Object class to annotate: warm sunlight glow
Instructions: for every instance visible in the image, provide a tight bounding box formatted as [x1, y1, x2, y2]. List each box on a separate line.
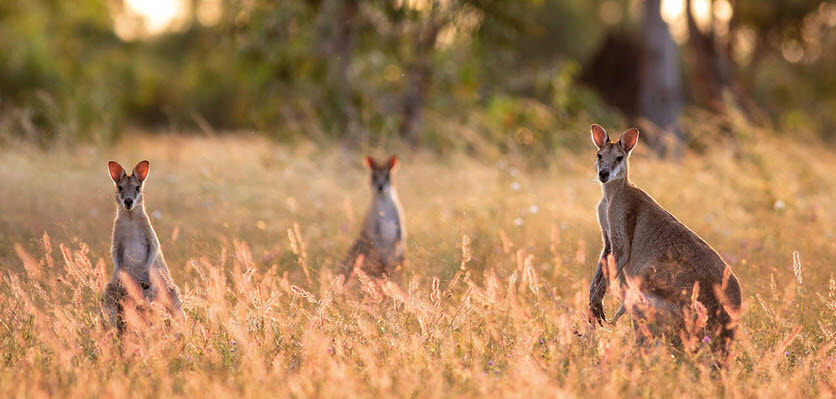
[126, 0, 182, 33]
[661, 0, 688, 44]
[114, 0, 188, 40]
[731, 27, 756, 65]
[197, 0, 223, 27]
[781, 39, 804, 63]
[713, 0, 733, 22]
[712, 0, 733, 36]
[661, 0, 685, 23]
[690, 0, 712, 33]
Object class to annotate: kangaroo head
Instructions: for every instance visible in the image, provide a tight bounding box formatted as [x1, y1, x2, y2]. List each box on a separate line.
[108, 160, 150, 211]
[591, 124, 639, 184]
[364, 155, 399, 194]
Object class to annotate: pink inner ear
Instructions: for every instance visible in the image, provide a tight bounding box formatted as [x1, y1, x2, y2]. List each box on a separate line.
[621, 129, 639, 151]
[387, 156, 398, 170]
[591, 125, 608, 148]
[108, 162, 124, 182]
[133, 161, 150, 182]
[364, 156, 377, 169]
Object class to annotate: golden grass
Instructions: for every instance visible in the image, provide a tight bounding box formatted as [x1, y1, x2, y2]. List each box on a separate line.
[0, 130, 834, 397]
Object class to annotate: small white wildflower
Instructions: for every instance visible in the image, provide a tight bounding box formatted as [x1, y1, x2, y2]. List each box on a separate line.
[511, 182, 521, 192]
[513, 217, 524, 227]
[774, 200, 785, 211]
[153, 210, 162, 219]
[529, 205, 539, 214]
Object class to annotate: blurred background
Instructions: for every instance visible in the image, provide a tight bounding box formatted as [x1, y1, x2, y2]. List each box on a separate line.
[1, 0, 833, 153]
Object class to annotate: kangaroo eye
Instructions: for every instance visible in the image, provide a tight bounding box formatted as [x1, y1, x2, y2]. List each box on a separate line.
[616, 156, 623, 162]
[118, 186, 123, 192]
[597, 154, 602, 160]
[135, 186, 140, 192]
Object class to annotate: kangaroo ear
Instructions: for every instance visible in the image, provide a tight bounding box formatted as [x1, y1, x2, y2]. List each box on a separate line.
[133, 160, 150, 182]
[108, 161, 124, 183]
[591, 124, 609, 149]
[364, 156, 377, 170]
[619, 128, 639, 153]
[386, 155, 399, 172]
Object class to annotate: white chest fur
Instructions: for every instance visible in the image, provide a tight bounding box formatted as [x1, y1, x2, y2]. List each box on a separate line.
[365, 193, 404, 249]
[114, 215, 154, 274]
[121, 230, 148, 267]
[376, 215, 400, 245]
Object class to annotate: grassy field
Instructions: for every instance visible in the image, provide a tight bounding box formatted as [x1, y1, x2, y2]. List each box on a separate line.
[0, 128, 834, 397]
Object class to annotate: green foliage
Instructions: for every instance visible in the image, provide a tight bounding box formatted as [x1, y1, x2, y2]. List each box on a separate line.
[0, 0, 833, 146]
[0, 0, 122, 144]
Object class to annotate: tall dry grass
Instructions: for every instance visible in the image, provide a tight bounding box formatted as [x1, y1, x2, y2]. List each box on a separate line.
[0, 128, 834, 397]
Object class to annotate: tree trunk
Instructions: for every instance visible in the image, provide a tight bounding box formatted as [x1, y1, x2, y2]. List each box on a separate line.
[684, 0, 734, 110]
[638, 0, 684, 157]
[400, 22, 441, 143]
[326, 0, 358, 139]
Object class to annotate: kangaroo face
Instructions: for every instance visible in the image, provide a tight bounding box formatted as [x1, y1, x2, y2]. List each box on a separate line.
[596, 143, 628, 183]
[108, 161, 150, 211]
[364, 155, 399, 195]
[590, 125, 639, 184]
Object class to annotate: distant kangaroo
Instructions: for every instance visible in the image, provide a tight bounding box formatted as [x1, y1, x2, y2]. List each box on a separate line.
[103, 160, 184, 332]
[587, 124, 742, 356]
[340, 156, 406, 281]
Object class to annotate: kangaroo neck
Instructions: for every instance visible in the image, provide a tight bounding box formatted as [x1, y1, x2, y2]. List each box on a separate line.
[602, 175, 629, 202]
[370, 188, 398, 208]
[117, 204, 149, 223]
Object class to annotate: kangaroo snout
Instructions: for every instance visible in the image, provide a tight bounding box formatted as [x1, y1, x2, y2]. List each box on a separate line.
[123, 199, 134, 209]
[377, 184, 385, 192]
[598, 170, 610, 182]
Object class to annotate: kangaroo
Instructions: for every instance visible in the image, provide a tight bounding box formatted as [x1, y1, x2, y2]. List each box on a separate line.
[103, 160, 184, 332]
[586, 124, 742, 357]
[340, 155, 406, 281]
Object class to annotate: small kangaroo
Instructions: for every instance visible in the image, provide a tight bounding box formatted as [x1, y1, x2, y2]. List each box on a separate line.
[340, 155, 406, 281]
[103, 160, 184, 332]
[587, 124, 742, 356]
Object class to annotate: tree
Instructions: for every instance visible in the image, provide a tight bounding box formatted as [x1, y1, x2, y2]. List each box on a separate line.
[683, 0, 735, 110]
[638, 0, 684, 156]
[324, 0, 359, 139]
[399, 15, 443, 142]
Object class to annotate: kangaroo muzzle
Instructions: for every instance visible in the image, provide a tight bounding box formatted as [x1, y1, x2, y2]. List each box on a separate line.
[598, 170, 610, 183]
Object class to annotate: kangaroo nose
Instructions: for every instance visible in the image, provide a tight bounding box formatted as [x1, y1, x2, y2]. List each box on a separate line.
[377, 184, 385, 192]
[124, 199, 133, 208]
[598, 170, 610, 182]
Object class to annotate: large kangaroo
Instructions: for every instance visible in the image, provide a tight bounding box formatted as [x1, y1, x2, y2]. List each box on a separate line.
[104, 160, 185, 332]
[587, 124, 742, 356]
[340, 155, 406, 281]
